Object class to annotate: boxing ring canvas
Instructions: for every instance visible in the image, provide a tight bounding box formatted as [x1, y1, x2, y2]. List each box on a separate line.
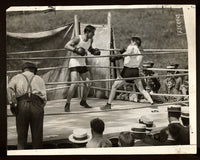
[6, 5, 196, 155]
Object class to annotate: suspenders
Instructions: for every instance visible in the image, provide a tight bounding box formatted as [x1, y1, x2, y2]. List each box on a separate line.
[21, 74, 35, 97]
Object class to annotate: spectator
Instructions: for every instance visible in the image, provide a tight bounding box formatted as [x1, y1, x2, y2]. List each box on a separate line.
[163, 64, 183, 93]
[116, 84, 138, 102]
[166, 106, 190, 145]
[158, 105, 190, 145]
[181, 107, 189, 127]
[149, 106, 185, 146]
[141, 62, 161, 93]
[151, 127, 170, 144]
[164, 77, 182, 103]
[69, 128, 91, 148]
[180, 74, 189, 101]
[118, 131, 135, 147]
[86, 118, 112, 148]
[138, 62, 163, 103]
[168, 123, 190, 145]
[131, 124, 149, 146]
[139, 115, 156, 132]
[167, 105, 181, 123]
[7, 62, 47, 149]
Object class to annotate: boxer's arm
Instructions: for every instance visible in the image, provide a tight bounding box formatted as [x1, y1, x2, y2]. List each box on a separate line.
[65, 36, 80, 52]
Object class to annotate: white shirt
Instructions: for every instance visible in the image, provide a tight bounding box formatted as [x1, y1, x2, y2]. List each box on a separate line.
[69, 35, 91, 68]
[7, 71, 47, 104]
[123, 44, 143, 68]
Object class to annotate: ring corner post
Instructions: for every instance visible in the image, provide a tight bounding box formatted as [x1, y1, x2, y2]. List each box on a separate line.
[74, 15, 82, 98]
[106, 12, 112, 97]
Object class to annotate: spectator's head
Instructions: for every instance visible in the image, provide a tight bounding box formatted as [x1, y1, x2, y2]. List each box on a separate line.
[142, 62, 154, 75]
[166, 64, 176, 75]
[167, 77, 176, 89]
[168, 123, 189, 145]
[126, 84, 133, 91]
[90, 118, 105, 135]
[84, 25, 96, 38]
[158, 128, 169, 143]
[139, 115, 155, 132]
[167, 106, 181, 123]
[153, 127, 168, 143]
[118, 131, 135, 147]
[181, 107, 189, 126]
[22, 62, 37, 75]
[68, 128, 91, 148]
[131, 124, 147, 139]
[183, 76, 189, 85]
[131, 37, 141, 47]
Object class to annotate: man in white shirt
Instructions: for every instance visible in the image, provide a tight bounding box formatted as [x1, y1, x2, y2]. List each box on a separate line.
[7, 62, 47, 149]
[64, 25, 101, 112]
[101, 37, 153, 110]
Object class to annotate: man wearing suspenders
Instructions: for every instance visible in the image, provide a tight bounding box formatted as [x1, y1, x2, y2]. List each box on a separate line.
[64, 25, 101, 112]
[7, 62, 47, 149]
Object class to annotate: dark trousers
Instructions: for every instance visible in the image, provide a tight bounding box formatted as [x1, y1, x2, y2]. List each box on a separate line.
[16, 95, 44, 149]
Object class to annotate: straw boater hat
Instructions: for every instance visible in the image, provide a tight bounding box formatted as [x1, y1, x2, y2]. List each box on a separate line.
[143, 62, 154, 68]
[131, 124, 148, 139]
[139, 115, 156, 131]
[167, 105, 181, 119]
[166, 64, 179, 69]
[131, 123, 149, 134]
[68, 129, 91, 144]
[181, 107, 189, 119]
[167, 105, 181, 113]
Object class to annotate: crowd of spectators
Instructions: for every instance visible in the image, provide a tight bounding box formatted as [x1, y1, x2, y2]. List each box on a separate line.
[68, 105, 189, 148]
[115, 62, 189, 104]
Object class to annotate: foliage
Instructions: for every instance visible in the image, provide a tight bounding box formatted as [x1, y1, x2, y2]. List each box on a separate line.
[6, 8, 188, 69]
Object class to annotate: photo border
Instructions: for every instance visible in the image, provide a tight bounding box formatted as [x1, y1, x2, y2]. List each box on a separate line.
[1, 0, 200, 159]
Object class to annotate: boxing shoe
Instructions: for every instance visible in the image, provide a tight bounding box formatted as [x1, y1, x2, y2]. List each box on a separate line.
[80, 100, 92, 108]
[100, 103, 111, 110]
[64, 103, 70, 112]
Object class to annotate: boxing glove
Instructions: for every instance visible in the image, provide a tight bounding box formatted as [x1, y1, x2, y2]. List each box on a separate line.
[119, 48, 126, 54]
[73, 47, 87, 56]
[88, 47, 101, 55]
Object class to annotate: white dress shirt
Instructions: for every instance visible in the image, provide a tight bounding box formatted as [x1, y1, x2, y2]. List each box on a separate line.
[7, 71, 47, 104]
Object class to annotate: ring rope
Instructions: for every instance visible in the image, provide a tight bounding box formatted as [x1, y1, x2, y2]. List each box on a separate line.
[7, 100, 189, 117]
[7, 52, 187, 61]
[46, 85, 189, 97]
[144, 68, 188, 72]
[99, 48, 188, 52]
[7, 66, 188, 74]
[142, 49, 188, 52]
[45, 73, 188, 85]
[89, 86, 189, 97]
[7, 48, 66, 55]
[7, 48, 188, 55]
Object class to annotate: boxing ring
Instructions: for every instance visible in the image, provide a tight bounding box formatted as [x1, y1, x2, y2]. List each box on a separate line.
[6, 47, 189, 149]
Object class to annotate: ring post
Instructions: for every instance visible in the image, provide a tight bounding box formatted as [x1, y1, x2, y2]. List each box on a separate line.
[107, 12, 112, 97]
[74, 15, 82, 98]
